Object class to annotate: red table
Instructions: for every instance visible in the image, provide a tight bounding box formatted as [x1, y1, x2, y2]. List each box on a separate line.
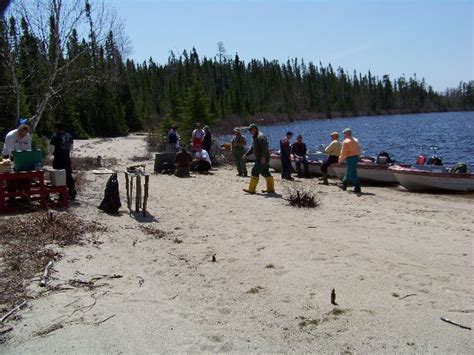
[0, 170, 47, 213]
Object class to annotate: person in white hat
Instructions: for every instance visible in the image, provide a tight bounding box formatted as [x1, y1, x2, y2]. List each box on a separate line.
[320, 131, 342, 185]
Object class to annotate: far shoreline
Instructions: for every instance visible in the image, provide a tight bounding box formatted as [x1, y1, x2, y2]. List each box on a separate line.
[213, 109, 473, 134]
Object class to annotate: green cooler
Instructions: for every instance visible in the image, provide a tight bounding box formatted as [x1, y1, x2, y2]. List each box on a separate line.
[12, 149, 43, 171]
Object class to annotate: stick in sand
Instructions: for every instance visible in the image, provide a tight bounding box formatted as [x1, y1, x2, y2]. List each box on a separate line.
[1, 300, 27, 323]
[40, 260, 54, 287]
[440, 317, 471, 330]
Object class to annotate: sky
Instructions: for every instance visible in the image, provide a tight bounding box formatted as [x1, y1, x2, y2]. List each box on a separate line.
[112, 0, 473, 91]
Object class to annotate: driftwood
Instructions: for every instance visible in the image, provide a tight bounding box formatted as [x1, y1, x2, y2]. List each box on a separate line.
[40, 260, 54, 287]
[440, 317, 471, 330]
[0, 300, 27, 323]
[399, 293, 417, 300]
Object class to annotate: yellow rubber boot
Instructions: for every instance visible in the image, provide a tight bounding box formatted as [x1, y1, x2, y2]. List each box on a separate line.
[262, 176, 275, 193]
[243, 176, 259, 194]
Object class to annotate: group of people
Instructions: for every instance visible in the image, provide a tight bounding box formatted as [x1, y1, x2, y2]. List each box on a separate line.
[170, 123, 213, 177]
[2, 121, 77, 200]
[231, 124, 362, 194]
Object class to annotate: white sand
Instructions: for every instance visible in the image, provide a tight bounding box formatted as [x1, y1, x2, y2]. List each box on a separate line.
[2, 135, 473, 353]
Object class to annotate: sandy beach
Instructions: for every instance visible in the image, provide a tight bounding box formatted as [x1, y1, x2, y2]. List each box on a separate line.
[1, 135, 473, 354]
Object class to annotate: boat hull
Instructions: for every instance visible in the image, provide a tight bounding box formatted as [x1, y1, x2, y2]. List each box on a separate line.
[389, 166, 474, 192]
[332, 163, 398, 184]
[290, 160, 336, 177]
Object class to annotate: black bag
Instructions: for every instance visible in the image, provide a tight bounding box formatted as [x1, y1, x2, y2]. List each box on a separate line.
[99, 173, 121, 213]
[426, 156, 443, 166]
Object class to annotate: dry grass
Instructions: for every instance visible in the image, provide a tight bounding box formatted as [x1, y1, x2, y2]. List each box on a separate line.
[285, 186, 320, 209]
[0, 212, 105, 309]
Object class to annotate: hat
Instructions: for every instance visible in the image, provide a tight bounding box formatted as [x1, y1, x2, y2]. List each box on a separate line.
[233, 127, 241, 133]
[247, 123, 258, 130]
[286, 131, 293, 136]
[204, 125, 210, 131]
[330, 131, 339, 137]
[343, 128, 352, 134]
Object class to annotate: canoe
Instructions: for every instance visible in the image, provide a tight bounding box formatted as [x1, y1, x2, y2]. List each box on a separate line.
[389, 165, 474, 192]
[332, 162, 399, 184]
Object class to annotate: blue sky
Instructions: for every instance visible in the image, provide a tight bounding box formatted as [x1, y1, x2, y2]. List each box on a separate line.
[113, 0, 473, 91]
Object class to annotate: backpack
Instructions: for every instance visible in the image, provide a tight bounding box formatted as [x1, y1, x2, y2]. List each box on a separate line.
[168, 130, 178, 144]
[449, 163, 468, 174]
[99, 173, 121, 214]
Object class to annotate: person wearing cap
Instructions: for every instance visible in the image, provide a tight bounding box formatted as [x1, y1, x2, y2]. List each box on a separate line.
[280, 131, 293, 180]
[231, 127, 247, 177]
[202, 125, 212, 154]
[243, 123, 274, 194]
[192, 123, 204, 152]
[320, 131, 342, 185]
[2, 124, 31, 158]
[339, 128, 362, 193]
[291, 134, 309, 178]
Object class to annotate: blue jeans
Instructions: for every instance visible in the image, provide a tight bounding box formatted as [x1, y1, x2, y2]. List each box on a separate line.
[343, 156, 360, 186]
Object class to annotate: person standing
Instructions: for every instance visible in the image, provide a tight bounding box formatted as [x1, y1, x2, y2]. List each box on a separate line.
[167, 125, 179, 153]
[320, 132, 342, 185]
[280, 131, 293, 180]
[231, 127, 247, 177]
[243, 123, 274, 194]
[338, 128, 361, 193]
[2, 124, 31, 158]
[50, 123, 76, 200]
[202, 125, 212, 154]
[192, 123, 204, 152]
[291, 134, 309, 178]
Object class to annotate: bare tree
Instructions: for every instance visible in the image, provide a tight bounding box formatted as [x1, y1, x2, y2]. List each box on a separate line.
[10, 0, 122, 131]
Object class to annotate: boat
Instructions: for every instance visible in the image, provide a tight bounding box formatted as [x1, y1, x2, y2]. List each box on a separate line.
[269, 153, 283, 172]
[332, 160, 399, 184]
[389, 165, 474, 192]
[270, 152, 336, 177]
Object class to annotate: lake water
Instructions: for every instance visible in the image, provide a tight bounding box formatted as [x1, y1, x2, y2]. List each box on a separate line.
[221, 111, 474, 166]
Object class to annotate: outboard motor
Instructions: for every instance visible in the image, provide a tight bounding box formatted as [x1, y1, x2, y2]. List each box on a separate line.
[376, 151, 394, 165]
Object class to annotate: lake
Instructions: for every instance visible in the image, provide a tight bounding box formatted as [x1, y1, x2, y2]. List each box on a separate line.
[221, 111, 474, 166]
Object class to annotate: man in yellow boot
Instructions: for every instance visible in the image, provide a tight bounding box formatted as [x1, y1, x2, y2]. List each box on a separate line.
[243, 123, 275, 194]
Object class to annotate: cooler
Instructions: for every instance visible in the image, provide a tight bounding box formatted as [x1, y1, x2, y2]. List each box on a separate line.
[12, 149, 43, 171]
